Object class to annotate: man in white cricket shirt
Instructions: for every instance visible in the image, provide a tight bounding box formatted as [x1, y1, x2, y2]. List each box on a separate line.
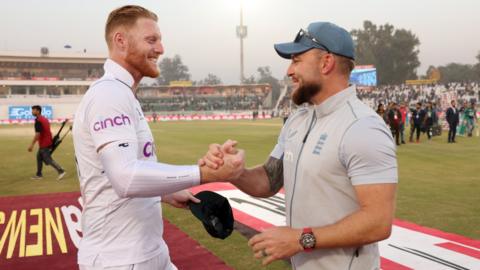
[202, 22, 398, 270]
[73, 5, 244, 270]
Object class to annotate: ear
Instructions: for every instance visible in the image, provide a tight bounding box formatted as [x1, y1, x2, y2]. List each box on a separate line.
[112, 31, 128, 51]
[319, 54, 336, 75]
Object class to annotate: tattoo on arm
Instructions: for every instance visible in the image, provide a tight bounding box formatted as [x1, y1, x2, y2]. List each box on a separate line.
[262, 156, 284, 193]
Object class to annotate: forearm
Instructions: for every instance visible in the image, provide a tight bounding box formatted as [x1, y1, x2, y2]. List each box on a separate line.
[231, 155, 284, 198]
[31, 134, 40, 146]
[231, 166, 274, 197]
[312, 205, 394, 249]
[100, 141, 200, 198]
[311, 184, 397, 249]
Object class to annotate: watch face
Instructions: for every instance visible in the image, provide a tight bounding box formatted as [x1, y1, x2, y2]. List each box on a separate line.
[301, 233, 316, 249]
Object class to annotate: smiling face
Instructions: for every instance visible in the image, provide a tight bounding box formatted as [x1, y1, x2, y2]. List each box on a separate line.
[124, 18, 164, 79]
[287, 49, 327, 105]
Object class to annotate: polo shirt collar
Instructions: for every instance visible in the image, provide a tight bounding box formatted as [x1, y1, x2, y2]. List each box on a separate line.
[313, 85, 356, 118]
[103, 59, 135, 88]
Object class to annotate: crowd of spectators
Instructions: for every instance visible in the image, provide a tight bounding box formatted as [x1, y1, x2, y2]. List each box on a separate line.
[277, 82, 479, 143]
[357, 82, 479, 109]
[140, 86, 270, 112]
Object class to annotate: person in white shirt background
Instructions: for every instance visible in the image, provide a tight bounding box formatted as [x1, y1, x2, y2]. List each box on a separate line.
[73, 5, 244, 270]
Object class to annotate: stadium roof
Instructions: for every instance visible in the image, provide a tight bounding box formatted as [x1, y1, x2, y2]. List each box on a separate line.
[0, 51, 106, 64]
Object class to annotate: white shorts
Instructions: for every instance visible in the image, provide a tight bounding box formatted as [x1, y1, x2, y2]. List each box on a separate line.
[79, 254, 177, 270]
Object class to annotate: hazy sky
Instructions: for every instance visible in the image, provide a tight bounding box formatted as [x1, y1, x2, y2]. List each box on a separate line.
[1, 0, 479, 84]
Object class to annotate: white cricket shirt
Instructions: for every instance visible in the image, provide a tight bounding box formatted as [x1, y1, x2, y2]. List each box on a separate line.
[73, 59, 174, 268]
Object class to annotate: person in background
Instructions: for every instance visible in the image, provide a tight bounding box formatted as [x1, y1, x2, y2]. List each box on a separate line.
[424, 102, 434, 140]
[28, 105, 66, 180]
[464, 102, 477, 137]
[398, 102, 407, 144]
[446, 100, 460, 143]
[409, 102, 425, 143]
[388, 102, 402, 145]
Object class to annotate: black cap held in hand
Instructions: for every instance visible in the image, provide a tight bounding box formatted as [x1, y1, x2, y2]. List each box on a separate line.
[189, 191, 234, 239]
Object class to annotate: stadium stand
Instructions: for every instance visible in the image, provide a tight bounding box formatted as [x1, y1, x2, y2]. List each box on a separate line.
[138, 84, 272, 112]
[1, 51, 478, 124]
[0, 52, 273, 121]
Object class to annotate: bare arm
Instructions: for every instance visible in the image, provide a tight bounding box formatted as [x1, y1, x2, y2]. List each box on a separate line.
[231, 156, 284, 198]
[249, 183, 397, 265]
[28, 132, 40, 151]
[31, 133, 40, 145]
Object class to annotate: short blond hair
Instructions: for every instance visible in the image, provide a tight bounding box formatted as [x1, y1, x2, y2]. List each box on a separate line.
[336, 55, 355, 76]
[105, 5, 158, 49]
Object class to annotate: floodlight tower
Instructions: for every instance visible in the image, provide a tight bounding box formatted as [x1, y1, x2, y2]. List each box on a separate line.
[236, 0, 247, 83]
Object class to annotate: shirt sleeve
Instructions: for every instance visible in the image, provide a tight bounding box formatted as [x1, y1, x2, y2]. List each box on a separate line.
[339, 116, 398, 185]
[85, 83, 137, 149]
[270, 121, 288, 159]
[34, 120, 42, 133]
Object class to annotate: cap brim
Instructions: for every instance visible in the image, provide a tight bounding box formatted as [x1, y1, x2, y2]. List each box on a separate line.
[274, 42, 313, 59]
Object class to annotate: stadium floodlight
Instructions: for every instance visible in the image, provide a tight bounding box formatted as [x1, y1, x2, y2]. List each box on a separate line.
[236, 0, 247, 84]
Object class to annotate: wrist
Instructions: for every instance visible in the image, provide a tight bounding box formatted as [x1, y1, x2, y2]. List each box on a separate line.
[161, 193, 170, 203]
[199, 166, 214, 183]
[299, 227, 316, 252]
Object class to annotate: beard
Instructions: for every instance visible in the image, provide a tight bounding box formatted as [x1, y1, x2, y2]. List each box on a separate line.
[291, 81, 322, 105]
[125, 43, 159, 78]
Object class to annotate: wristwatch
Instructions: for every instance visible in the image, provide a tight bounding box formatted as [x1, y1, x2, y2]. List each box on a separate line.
[299, 227, 316, 252]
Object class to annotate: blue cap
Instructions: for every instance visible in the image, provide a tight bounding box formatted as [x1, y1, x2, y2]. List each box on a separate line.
[274, 22, 355, 60]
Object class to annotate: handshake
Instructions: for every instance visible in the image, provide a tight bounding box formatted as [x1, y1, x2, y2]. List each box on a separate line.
[199, 139, 245, 184]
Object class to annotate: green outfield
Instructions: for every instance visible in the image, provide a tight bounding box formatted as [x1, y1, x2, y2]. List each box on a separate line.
[0, 119, 479, 269]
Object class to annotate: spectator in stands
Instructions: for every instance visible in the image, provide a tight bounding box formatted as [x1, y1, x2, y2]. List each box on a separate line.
[446, 100, 460, 143]
[376, 103, 387, 123]
[409, 102, 425, 143]
[28, 105, 66, 180]
[398, 102, 407, 144]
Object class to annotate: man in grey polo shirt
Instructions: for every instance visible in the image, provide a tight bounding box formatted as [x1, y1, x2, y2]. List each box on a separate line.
[202, 22, 397, 269]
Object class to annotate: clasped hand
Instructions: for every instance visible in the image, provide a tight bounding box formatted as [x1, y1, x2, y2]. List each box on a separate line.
[199, 139, 245, 183]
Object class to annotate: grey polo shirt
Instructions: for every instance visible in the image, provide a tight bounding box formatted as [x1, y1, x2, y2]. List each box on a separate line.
[270, 86, 398, 270]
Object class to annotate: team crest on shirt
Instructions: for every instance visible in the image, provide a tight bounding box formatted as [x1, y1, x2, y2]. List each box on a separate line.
[312, 133, 328, 155]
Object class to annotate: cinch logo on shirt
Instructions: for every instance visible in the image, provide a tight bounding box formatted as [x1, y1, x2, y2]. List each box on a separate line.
[93, 114, 131, 131]
[143, 141, 155, 157]
[312, 133, 328, 155]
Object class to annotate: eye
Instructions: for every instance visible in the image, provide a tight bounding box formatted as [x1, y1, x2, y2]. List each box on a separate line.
[146, 37, 157, 44]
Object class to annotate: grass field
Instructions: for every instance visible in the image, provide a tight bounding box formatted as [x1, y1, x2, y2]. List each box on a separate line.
[0, 119, 479, 269]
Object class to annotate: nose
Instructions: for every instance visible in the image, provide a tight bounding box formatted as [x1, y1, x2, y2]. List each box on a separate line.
[287, 62, 295, 78]
[155, 41, 164, 55]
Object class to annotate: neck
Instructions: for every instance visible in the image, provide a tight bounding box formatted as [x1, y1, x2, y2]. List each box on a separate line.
[109, 54, 141, 92]
[311, 78, 349, 105]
